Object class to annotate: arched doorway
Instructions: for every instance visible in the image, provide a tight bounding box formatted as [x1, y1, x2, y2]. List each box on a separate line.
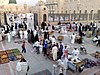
[43, 14, 46, 21]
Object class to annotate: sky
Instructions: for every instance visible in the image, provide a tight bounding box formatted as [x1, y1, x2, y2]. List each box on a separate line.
[16, 0, 46, 6]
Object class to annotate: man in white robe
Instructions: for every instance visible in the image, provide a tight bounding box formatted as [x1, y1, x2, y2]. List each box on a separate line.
[52, 45, 58, 60]
[71, 33, 76, 44]
[11, 30, 16, 37]
[19, 30, 23, 39]
[72, 47, 79, 57]
[49, 36, 56, 45]
[60, 27, 64, 34]
[7, 33, 11, 42]
[34, 30, 37, 37]
[24, 30, 28, 39]
[4, 25, 7, 31]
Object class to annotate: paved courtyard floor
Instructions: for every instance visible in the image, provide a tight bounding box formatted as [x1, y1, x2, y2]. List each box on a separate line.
[0, 29, 100, 75]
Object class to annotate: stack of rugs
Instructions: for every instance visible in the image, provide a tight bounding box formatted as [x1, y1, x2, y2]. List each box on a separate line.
[0, 48, 23, 64]
[84, 58, 97, 68]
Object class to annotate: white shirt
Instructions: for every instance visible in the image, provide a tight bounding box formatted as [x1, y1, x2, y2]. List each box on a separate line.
[16, 62, 28, 73]
[72, 49, 79, 56]
[34, 30, 37, 37]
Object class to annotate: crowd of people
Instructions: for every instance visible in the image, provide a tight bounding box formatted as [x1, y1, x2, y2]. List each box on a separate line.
[0, 20, 100, 75]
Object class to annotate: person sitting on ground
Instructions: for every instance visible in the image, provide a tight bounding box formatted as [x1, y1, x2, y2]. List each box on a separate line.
[95, 51, 99, 58]
[72, 47, 79, 57]
[93, 35, 98, 42]
[80, 44, 87, 54]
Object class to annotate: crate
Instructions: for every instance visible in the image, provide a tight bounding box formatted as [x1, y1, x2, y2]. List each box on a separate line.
[0, 51, 7, 55]
[15, 54, 23, 59]
[1, 58, 9, 64]
[57, 36, 64, 41]
[6, 50, 13, 54]
[49, 31, 54, 35]
[1, 54, 8, 59]
[14, 52, 21, 56]
[12, 49, 20, 53]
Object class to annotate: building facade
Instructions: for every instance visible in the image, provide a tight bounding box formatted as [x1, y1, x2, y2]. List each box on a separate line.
[45, 0, 100, 23]
[0, 0, 48, 26]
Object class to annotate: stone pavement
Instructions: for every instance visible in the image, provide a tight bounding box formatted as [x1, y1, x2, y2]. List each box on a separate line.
[0, 30, 100, 75]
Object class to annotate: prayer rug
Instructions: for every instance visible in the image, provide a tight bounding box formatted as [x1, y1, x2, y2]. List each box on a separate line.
[0, 48, 23, 64]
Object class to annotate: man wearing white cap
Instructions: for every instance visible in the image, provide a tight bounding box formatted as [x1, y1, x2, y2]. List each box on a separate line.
[72, 47, 79, 57]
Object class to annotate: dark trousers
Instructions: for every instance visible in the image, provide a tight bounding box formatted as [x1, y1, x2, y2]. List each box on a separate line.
[22, 47, 26, 53]
[36, 46, 40, 54]
[43, 48, 47, 56]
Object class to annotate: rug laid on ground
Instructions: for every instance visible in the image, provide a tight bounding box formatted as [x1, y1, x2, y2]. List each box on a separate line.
[0, 48, 23, 64]
[31, 69, 52, 75]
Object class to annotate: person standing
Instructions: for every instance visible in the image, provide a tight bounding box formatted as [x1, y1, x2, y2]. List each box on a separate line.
[24, 30, 28, 39]
[31, 29, 34, 43]
[60, 27, 64, 34]
[71, 33, 76, 44]
[16, 58, 29, 75]
[44, 30, 48, 39]
[59, 42, 64, 59]
[19, 30, 23, 39]
[43, 40, 48, 56]
[35, 32, 39, 42]
[10, 24, 14, 32]
[27, 30, 31, 43]
[7, 32, 11, 42]
[61, 50, 68, 75]
[15, 23, 18, 30]
[52, 45, 58, 61]
[34, 30, 37, 40]
[79, 23, 83, 37]
[23, 22, 27, 30]
[50, 36, 56, 45]
[21, 40, 26, 53]
[52, 25, 55, 31]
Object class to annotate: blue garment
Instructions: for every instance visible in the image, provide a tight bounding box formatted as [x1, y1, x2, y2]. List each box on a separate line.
[43, 42, 48, 48]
